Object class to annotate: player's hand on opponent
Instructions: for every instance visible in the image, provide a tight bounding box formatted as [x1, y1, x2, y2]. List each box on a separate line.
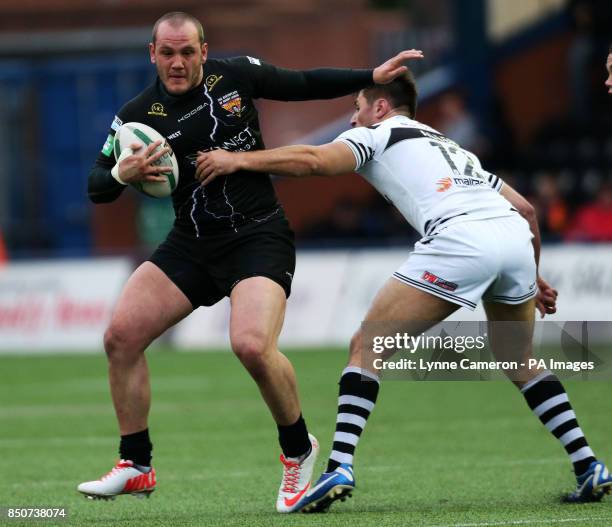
[535, 275, 558, 318]
[373, 49, 424, 84]
[117, 141, 171, 184]
[195, 149, 242, 186]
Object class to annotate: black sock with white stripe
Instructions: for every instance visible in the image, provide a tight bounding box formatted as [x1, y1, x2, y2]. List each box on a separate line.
[326, 367, 380, 473]
[521, 371, 596, 476]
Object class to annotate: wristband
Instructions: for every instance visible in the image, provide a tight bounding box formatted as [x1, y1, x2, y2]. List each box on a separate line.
[111, 148, 132, 185]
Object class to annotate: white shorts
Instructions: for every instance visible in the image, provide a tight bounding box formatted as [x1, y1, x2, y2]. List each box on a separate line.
[393, 214, 537, 310]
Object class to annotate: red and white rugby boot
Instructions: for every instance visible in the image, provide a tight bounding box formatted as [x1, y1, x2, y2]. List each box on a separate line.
[77, 460, 156, 500]
[276, 433, 319, 513]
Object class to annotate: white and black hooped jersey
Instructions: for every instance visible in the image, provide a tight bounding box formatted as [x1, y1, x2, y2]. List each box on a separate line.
[335, 115, 516, 237]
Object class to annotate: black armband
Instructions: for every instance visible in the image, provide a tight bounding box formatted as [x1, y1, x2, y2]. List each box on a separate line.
[88, 165, 126, 203]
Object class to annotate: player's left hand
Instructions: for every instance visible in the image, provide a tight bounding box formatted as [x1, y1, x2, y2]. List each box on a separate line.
[373, 49, 424, 84]
[195, 149, 242, 186]
[535, 275, 558, 319]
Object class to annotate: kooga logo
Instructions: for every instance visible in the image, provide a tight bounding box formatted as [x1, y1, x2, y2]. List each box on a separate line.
[178, 103, 209, 123]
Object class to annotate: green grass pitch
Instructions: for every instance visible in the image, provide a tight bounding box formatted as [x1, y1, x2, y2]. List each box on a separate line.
[1, 348, 611, 527]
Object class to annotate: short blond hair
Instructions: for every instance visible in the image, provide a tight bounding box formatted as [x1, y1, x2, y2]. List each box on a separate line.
[152, 12, 205, 44]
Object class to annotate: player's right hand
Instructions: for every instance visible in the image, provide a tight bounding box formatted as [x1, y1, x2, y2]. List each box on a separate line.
[535, 275, 558, 319]
[373, 49, 424, 84]
[117, 141, 172, 184]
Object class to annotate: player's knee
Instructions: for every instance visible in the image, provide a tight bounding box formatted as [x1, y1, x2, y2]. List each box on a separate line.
[232, 332, 270, 371]
[103, 323, 144, 363]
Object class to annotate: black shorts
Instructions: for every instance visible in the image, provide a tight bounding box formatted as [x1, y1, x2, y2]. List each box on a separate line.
[148, 215, 295, 308]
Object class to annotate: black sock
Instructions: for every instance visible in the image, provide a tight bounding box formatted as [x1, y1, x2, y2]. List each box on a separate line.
[278, 414, 311, 459]
[119, 428, 153, 467]
[327, 367, 380, 473]
[521, 371, 596, 476]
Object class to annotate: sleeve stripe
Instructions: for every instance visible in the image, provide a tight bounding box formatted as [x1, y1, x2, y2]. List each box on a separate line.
[341, 138, 366, 169]
[354, 141, 369, 163]
[487, 173, 503, 193]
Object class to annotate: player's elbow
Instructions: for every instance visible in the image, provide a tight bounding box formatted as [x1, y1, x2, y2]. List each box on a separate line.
[88, 191, 109, 204]
[302, 148, 333, 177]
[288, 149, 323, 177]
[517, 200, 536, 223]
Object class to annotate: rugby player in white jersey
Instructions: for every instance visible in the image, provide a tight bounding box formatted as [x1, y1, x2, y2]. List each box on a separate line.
[195, 72, 612, 512]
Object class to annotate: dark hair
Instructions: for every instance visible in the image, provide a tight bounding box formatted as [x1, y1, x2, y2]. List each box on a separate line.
[152, 12, 205, 44]
[361, 71, 418, 118]
[609, 42, 612, 53]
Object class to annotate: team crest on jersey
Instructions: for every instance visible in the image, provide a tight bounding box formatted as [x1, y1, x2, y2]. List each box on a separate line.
[148, 103, 167, 117]
[205, 74, 223, 92]
[218, 91, 244, 117]
[422, 271, 458, 292]
[436, 177, 452, 192]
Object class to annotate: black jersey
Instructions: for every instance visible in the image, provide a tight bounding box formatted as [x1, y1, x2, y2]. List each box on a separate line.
[90, 56, 373, 235]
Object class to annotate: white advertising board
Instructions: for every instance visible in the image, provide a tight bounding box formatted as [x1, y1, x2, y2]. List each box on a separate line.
[0, 258, 131, 352]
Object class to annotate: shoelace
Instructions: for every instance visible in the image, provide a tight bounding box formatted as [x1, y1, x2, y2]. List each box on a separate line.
[280, 455, 301, 493]
[101, 461, 132, 481]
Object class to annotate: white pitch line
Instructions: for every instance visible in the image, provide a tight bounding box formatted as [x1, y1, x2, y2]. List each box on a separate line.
[1, 470, 254, 489]
[432, 516, 612, 527]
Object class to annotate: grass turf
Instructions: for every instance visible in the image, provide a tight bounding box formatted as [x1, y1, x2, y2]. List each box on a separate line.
[0, 348, 611, 527]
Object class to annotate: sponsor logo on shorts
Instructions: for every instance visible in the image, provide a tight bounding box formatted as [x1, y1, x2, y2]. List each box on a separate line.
[218, 91, 244, 117]
[247, 56, 261, 66]
[205, 74, 223, 91]
[285, 271, 294, 282]
[148, 102, 167, 117]
[421, 271, 458, 292]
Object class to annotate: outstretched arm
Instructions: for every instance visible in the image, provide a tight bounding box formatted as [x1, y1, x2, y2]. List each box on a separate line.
[195, 142, 357, 183]
[246, 50, 423, 100]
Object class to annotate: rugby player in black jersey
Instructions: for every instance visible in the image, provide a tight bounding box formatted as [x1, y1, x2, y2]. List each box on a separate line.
[78, 11, 422, 510]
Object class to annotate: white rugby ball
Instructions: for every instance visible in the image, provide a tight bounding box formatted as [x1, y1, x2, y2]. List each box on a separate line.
[113, 122, 179, 198]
